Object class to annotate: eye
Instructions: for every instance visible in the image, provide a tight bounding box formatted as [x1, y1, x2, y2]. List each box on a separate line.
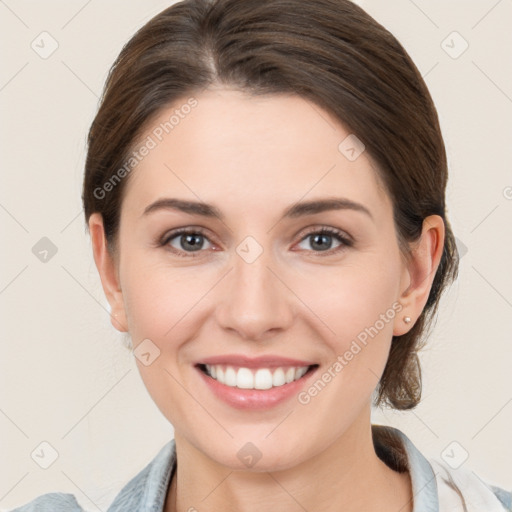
[160, 228, 214, 257]
[158, 226, 353, 258]
[295, 227, 353, 255]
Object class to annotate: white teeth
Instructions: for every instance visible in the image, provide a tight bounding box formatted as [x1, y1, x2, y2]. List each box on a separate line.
[272, 368, 286, 387]
[225, 366, 237, 387]
[237, 367, 254, 389]
[203, 364, 312, 390]
[295, 367, 308, 380]
[254, 369, 273, 390]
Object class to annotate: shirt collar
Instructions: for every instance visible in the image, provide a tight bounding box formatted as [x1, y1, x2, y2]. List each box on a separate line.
[373, 424, 439, 512]
[107, 438, 176, 512]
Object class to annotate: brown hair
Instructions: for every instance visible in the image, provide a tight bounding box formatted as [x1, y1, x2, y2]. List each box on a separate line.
[82, 0, 459, 410]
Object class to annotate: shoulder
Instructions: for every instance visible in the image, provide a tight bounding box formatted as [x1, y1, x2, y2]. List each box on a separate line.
[8, 492, 85, 511]
[372, 425, 511, 512]
[106, 438, 176, 511]
[429, 458, 512, 512]
[8, 440, 176, 512]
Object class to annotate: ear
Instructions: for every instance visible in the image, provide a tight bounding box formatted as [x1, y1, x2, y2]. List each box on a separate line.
[89, 213, 128, 332]
[393, 215, 445, 336]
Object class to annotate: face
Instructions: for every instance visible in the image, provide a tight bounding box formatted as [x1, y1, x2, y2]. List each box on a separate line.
[93, 88, 422, 471]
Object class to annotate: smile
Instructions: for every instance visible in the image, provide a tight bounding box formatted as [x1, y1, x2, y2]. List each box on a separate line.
[199, 364, 315, 390]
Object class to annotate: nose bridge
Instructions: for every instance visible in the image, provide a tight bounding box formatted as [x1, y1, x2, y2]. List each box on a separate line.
[215, 238, 293, 340]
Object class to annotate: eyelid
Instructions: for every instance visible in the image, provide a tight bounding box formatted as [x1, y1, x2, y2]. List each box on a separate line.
[159, 226, 217, 257]
[160, 226, 212, 245]
[293, 226, 353, 256]
[298, 225, 354, 244]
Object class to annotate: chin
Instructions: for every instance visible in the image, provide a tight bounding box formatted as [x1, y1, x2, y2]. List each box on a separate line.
[199, 435, 309, 473]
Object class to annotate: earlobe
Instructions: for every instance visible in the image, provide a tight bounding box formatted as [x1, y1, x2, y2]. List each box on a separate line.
[393, 215, 445, 336]
[88, 213, 128, 332]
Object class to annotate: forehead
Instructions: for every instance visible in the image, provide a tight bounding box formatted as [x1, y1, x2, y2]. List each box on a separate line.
[122, 88, 390, 219]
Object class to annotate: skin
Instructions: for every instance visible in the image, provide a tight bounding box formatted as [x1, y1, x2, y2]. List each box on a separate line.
[89, 87, 444, 512]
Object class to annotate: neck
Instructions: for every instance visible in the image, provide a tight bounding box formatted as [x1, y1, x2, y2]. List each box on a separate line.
[165, 414, 412, 512]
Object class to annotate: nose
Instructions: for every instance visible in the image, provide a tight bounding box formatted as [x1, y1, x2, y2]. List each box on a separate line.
[215, 247, 295, 341]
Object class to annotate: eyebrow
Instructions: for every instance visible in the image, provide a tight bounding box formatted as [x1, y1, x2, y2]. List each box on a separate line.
[142, 197, 373, 221]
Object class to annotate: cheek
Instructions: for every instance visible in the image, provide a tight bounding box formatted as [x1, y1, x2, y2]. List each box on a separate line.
[120, 263, 202, 424]
[303, 257, 402, 397]
[308, 258, 401, 340]
[121, 259, 201, 340]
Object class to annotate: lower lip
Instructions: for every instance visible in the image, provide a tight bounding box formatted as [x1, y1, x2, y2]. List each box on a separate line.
[196, 366, 318, 410]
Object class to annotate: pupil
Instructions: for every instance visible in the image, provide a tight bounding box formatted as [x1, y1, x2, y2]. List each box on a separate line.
[183, 234, 202, 251]
[312, 234, 331, 251]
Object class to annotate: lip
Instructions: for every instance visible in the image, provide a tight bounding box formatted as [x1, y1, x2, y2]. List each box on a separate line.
[195, 362, 319, 410]
[196, 354, 317, 369]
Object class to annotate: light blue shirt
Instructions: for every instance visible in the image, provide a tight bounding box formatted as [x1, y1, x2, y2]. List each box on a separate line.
[10, 425, 511, 511]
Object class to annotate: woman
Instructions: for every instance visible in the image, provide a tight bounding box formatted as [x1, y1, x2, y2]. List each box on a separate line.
[12, 0, 511, 510]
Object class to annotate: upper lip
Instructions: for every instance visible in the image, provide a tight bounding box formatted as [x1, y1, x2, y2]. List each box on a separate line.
[196, 354, 317, 369]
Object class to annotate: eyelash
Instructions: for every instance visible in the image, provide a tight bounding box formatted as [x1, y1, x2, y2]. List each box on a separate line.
[158, 226, 353, 258]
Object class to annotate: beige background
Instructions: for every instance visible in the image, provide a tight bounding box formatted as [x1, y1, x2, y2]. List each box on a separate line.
[1, 0, 511, 510]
